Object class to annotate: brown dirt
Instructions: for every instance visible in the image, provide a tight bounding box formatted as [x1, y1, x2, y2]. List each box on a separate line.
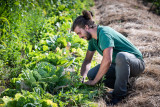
[91, 0, 160, 106]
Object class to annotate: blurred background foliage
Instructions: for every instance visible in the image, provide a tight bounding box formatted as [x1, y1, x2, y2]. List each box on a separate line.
[144, 0, 160, 15]
[0, 0, 94, 81]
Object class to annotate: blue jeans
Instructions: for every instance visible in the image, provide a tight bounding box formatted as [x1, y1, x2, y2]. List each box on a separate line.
[87, 52, 145, 98]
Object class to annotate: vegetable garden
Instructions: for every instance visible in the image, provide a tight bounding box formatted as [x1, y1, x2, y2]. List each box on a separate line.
[0, 0, 104, 106]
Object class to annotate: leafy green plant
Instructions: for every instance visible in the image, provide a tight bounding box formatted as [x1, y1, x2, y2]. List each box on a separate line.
[0, 0, 106, 106]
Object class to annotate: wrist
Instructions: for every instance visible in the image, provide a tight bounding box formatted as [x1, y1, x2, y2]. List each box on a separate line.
[82, 74, 87, 79]
[92, 80, 97, 84]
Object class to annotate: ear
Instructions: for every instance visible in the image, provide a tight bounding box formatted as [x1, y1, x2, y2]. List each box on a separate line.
[84, 25, 89, 30]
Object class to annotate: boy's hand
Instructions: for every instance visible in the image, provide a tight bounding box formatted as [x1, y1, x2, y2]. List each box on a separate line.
[84, 80, 96, 86]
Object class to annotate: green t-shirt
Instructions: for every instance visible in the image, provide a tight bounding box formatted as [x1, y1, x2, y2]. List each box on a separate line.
[88, 25, 143, 63]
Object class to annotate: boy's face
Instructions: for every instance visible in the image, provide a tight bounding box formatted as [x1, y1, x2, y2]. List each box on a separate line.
[74, 26, 92, 40]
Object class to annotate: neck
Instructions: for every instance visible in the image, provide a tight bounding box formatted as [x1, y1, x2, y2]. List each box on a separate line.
[89, 26, 97, 40]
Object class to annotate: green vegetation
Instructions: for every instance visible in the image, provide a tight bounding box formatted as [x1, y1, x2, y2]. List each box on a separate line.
[148, 0, 160, 15]
[153, 0, 160, 14]
[0, 0, 104, 106]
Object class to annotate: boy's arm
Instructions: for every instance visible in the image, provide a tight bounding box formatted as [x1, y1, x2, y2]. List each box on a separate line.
[84, 47, 113, 85]
[81, 50, 95, 81]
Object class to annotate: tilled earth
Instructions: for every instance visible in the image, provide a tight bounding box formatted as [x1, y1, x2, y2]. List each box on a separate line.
[92, 0, 160, 106]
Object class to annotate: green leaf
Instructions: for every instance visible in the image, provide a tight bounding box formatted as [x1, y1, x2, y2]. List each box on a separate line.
[32, 70, 42, 81]
[55, 67, 64, 77]
[43, 45, 49, 51]
[0, 88, 18, 98]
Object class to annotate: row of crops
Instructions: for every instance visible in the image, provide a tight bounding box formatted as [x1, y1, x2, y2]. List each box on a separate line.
[0, 0, 104, 106]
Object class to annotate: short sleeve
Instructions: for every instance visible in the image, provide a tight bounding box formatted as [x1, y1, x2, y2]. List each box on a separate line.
[99, 31, 114, 51]
[88, 39, 96, 51]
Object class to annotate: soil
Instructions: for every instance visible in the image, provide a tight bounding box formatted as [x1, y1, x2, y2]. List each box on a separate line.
[91, 0, 160, 106]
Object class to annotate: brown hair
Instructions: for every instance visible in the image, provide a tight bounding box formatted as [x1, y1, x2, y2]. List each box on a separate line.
[71, 10, 96, 31]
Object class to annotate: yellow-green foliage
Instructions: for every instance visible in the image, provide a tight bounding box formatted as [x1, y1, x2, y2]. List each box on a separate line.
[41, 99, 58, 107]
[56, 37, 67, 49]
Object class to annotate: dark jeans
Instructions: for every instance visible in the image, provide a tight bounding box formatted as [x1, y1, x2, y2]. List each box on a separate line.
[87, 52, 145, 98]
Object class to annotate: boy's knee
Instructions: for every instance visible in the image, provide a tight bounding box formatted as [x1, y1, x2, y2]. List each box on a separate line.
[87, 64, 100, 80]
[87, 71, 94, 80]
[115, 52, 128, 64]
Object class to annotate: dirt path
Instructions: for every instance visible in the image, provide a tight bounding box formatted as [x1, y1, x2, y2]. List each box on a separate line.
[92, 0, 160, 106]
